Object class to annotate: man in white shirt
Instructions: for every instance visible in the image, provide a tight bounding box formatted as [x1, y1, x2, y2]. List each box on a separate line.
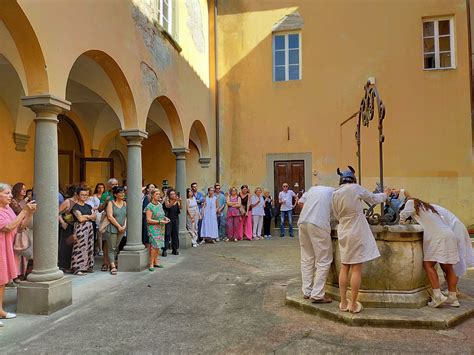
[278, 183, 297, 237]
[297, 185, 335, 303]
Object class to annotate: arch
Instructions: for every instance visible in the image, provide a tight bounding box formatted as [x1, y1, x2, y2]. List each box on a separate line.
[58, 114, 85, 155]
[57, 115, 84, 185]
[188, 120, 210, 159]
[0, 1, 49, 94]
[67, 50, 137, 129]
[147, 96, 185, 148]
[97, 129, 124, 157]
[0, 54, 33, 136]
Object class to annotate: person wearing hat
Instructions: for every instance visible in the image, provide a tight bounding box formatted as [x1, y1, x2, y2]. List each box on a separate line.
[332, 166, 390, 313]
[297, 184, 335, 303]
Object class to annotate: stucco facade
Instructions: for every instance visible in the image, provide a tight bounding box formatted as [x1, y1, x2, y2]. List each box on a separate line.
[216, 0, 474, 224]
[0, 0, 215, 189]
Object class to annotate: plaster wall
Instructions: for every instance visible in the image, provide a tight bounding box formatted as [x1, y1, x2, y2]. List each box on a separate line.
[217, 0, 474, 223]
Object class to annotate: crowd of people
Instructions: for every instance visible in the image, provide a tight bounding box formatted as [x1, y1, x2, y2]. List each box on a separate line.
[0, 178, 296, 290]
[1, 166, 472, 326]
[298, 166, 474, 313]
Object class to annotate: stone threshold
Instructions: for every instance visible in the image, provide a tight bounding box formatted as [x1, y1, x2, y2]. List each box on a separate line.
[285, 278, 474, 330]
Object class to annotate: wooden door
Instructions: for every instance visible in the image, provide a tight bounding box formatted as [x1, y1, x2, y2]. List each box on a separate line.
[273, 160, 305, 214]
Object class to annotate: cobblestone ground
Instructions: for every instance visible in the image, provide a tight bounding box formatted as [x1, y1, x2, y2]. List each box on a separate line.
[1, 237, 474, 354]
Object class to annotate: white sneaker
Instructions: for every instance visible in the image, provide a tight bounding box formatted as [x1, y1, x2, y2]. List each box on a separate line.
[192, 244, 198, 248]
[428, 294, 447, 308]
[444, 297, 460, 307]
[0, 321, 3, 327]
[98, 251, 104, 256]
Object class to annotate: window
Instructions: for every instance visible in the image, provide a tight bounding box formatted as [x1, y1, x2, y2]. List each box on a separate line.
[422, 18, 455, 70]
[157, 0, 172, 34]
[273, 33, 301, 81]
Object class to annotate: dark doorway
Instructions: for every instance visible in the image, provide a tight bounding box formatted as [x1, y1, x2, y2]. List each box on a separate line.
[273, 160, 305, 215]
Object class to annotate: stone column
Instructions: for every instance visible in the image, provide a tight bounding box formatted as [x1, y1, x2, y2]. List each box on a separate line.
[118, 129, 148, 271]
[171, 147, 191, 249]
[17, 94, 72, 315]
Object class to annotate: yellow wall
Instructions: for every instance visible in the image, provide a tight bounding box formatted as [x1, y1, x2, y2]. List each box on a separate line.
[142, 132, 209, 190]
[0, 100, 34, 188]
[217, 0, 474, 223]
[0, 0, 215, 192]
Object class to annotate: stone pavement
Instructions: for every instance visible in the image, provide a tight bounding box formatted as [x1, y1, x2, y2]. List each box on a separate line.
[1, 237, 474, 354]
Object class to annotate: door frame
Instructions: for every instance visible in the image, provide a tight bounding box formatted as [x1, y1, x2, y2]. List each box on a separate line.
[58, 149, 75, 185]
[266, 153, 312, 199]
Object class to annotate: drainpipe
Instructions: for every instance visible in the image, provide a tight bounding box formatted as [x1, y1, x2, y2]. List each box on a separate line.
[214, 0, 220, 182]
[467, 0, 474, 149]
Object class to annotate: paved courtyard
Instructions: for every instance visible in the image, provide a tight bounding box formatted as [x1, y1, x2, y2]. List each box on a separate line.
[1, 237, 474, 354]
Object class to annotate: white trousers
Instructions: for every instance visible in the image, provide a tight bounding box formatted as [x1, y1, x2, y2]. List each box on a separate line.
[252, 215, 264, 237]
[299, 223, 333, 299]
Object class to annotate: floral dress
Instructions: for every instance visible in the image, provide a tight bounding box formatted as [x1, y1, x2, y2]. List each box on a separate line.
[146, 202, 166, 250]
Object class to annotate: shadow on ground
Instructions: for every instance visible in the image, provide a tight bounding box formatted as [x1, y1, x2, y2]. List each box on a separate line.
[1, 237, 474, 354]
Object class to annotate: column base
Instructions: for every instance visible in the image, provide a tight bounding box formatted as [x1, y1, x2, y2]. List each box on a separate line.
[179, 230, 192, 249]
[118, 248, 148, 271]
[16, 277, 72, 315]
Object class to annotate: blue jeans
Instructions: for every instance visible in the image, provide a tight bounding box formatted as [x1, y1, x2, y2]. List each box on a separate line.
[280, 210, 293, 237]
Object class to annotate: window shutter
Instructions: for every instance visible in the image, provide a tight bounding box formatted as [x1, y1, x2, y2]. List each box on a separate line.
[172, 0, 178, 40]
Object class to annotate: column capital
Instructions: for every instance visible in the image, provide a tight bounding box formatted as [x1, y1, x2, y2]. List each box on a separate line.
[171, 147, 190, 159]
[21, 94, 71, 116]
[199, 157, 211, 168]
[120, 129, 148, 146]
[13, 132, 30, 152]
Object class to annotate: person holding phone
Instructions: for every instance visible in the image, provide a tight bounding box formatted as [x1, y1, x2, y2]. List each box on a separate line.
[146, 189, 170, 270]
[0, 183, 36, 324]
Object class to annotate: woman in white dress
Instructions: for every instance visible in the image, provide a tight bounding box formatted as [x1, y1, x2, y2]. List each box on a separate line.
[200, 187, 219, 243]
[332, 167, 389, 313]
[400, 198, 459, 308]
[433, 204, 474, 280]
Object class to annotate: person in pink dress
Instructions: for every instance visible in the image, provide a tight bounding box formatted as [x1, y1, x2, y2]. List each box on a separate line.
[226, 187, 242, 242]
[0, 183, 36, 326]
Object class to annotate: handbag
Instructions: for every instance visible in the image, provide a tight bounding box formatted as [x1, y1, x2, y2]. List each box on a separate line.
[98, 214, 110, 234]
[239, 206, 246, 216]
[62, 212, 75, 225]
[13, 229, 31, 252]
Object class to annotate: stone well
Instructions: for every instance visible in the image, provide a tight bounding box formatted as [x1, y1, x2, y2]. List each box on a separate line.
[325, 224, 431, 308]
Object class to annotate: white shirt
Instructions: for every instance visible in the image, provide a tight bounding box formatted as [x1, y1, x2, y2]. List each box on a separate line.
[298, 186, 334, 232]
[279, 190, 296, 211]
[250, 195, 265, 216]
[86, 196, 100, 210]
[188, 196, 198, 209]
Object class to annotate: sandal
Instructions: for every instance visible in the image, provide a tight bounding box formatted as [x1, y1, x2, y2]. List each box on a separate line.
[339, 302, 350, 312]
[350, 301, 363, 314]
[101, 264, 108, 272]
[110, 266, 118, 275]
